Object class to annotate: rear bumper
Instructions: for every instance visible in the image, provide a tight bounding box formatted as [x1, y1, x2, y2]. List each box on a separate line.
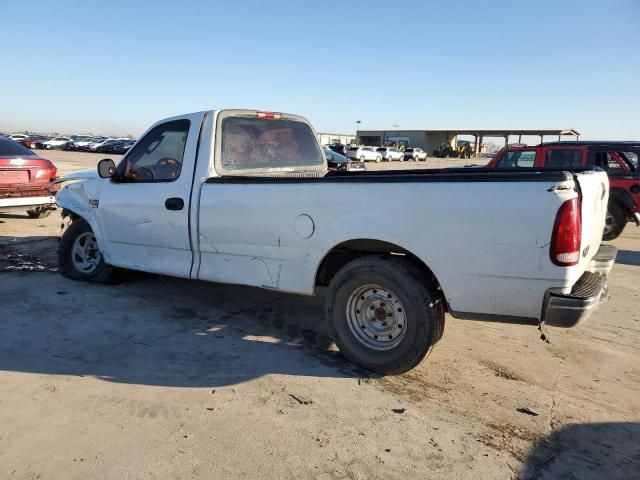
[0, 195, 57, 211]
[589, 244, 618, 275]
[542, 245, 617, 328]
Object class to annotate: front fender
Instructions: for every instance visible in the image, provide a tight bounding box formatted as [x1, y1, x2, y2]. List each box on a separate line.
[56, 179, 105, 243]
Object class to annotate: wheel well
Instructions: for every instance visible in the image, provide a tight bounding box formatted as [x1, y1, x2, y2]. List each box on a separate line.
[315, 239, 445, 303]
[61, 208, 81, 222]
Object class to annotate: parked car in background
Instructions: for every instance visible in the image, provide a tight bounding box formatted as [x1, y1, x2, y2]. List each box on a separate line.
[20, 135, 48, 149]
[111, 140, 136, 154]
[96, 139, 133, 153]
[327, 144, 350, 157]
[486, 141, 640, 240]
[404, 148, 427, 161]
[324, 148, 366, 172]
[8, 134, 28, 142]
[0, 136, 59, 218]
[66, 135, 92, 149]
[91, 138, 123, 152]
[34, 136, 54, 149]
[377, 147, 404, 161]
[40, 136, 72, 150]
[88, 138, 120, 152]
[68, 136, 104, 151]
[346, 146, 382, 162]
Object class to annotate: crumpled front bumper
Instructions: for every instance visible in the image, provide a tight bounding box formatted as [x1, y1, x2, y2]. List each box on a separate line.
[542, 245, 617, 328]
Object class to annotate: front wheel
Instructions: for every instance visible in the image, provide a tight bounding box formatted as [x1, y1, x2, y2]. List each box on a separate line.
[58, 218, 115, 282]
[326, 257, 445, 374]
[375, 156, 381, 163]
[603, 203, 626, 241]
[360, 155, 366, 163]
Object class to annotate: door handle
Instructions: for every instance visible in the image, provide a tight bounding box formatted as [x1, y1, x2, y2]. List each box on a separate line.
[165, 197, 184, 210]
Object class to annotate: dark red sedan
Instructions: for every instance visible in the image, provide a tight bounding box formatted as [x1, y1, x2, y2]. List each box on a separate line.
[20, 135, 49, 150]
[0, 137, 59, 218]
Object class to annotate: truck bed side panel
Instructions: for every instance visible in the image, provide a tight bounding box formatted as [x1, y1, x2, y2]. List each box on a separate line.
[196, 177, 580, 320]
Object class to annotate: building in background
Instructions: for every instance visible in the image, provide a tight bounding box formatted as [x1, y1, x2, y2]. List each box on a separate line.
[316, 132, 357, 146]
[356, 128, 580, 157]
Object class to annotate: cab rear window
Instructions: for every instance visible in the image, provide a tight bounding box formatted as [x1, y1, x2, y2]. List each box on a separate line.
[219, 116, 323, 173]
[545, 149, 582, 168]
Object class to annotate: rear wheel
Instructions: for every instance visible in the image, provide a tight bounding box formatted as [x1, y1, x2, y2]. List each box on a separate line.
[360, 155, 365, 162]
[603, 202, 626, 241]
[375, 156, 381, 163]
[58, 218, 115, 282]
[326, 257, 445, 374]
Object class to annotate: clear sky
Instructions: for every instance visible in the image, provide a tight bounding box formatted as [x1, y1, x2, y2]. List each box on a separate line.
[2, 0, 638, 139]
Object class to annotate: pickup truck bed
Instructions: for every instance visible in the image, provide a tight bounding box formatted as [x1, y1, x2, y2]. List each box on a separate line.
[55, 109, 614, 374]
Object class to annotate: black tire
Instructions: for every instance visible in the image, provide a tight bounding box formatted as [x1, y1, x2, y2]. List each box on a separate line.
[603, 202, 626, 241]
[26, 207, 52, 219]
[58, 218, 116, 283]
[360, 155, 365, 163]
[326, 257, 445, 375]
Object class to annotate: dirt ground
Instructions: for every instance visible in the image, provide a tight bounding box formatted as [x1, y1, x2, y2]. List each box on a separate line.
[1, 151, 639, 480]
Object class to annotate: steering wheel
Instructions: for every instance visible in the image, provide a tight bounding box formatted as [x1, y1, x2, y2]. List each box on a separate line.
[128, 166, 154, 180]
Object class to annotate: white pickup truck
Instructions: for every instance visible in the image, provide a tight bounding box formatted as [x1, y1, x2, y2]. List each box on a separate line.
[56, 109, 616, 374]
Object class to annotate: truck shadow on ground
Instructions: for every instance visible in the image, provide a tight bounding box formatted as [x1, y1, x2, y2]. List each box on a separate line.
[0, 265, 373, 388]
[519, 422, 640, 480]
[0, 235, 59, 272]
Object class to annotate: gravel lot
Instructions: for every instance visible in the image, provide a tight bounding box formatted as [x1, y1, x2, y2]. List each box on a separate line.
[1, 151, 638, 479]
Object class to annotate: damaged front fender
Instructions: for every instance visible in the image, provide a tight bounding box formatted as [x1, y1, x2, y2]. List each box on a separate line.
[55, 178, 105, 242]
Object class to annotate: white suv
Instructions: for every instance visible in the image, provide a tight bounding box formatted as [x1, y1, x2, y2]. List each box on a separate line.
[346, 146, 382, 163]
[41, 136, 72, 150]
[404, 148, 428, 161]
[376, 147, 405, 161]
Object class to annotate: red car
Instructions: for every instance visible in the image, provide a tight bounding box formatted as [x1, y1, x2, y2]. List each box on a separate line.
[19, 135, 49, 150]
[0, 137, 59, 218]
[487, 141, 640, 239]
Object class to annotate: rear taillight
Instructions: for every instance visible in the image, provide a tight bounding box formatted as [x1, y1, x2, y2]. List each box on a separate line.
[34, 163, 58, 181]
[550, 197, 582, 266]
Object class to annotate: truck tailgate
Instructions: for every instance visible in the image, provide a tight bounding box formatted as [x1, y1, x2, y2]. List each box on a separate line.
[575, 170, 609, 270]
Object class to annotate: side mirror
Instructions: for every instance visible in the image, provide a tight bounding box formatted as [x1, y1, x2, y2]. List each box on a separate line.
[98, 158, 116, 178]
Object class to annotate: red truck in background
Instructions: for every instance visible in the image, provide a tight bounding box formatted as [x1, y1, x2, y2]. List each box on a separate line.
[487, 142, 640, 240]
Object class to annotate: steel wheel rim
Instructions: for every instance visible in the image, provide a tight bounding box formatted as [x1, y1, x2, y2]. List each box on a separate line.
[346, 284, 407, 351]
[604, 210, 615, 234]
[71, 232, 101, 273]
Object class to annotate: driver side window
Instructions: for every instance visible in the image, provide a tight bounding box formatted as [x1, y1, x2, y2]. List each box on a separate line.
[120, 120, 190, 182]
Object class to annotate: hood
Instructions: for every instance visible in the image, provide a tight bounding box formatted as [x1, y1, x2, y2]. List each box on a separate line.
[54, 168, 99, 184]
